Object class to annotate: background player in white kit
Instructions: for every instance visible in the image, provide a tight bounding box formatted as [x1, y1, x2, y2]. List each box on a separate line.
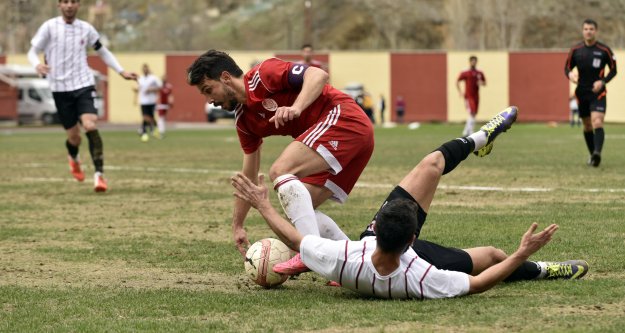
[28, 0, 137, 192]
[134, 63, 162, 141]
[232, 106, 589, 299]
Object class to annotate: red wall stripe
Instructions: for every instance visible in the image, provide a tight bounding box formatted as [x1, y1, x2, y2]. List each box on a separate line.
[391, 53, 447, 122]
[509, 52, 570, 122]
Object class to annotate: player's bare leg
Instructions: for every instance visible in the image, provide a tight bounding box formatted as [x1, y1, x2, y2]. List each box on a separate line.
[401, 106, 518, 212]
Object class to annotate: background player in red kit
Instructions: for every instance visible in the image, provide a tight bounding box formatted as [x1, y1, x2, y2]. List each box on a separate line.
[156, 75, 174, 138]
[186, 50, 374, 274]
[297, 44, 328, 72]
[457, 56, 486, 136]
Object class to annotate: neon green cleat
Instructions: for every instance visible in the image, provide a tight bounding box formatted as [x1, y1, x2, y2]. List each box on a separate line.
[474, 106, 518, 157]
[544, 260, 589, 279]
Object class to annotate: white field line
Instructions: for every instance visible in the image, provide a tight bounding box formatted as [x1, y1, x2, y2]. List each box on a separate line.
[19, 163, 625, 194]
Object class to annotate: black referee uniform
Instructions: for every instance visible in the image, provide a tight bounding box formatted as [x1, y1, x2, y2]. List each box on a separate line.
[564, 40, 617, 164]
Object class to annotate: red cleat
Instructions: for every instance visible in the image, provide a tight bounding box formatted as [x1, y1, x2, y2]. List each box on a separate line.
[273, 253, 311, 275]
[68, 156, 85, 182]
[94, 172, 107, 193]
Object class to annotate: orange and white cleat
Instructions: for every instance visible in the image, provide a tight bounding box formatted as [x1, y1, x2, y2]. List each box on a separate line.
[94, 172, 108, 193]
[68, 156, 85, 182]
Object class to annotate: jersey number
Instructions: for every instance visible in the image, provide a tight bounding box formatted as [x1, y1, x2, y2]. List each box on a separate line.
[593, 58, 601, 68]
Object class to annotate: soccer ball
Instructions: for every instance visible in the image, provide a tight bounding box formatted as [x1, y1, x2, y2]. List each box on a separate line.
[244, 238, 291, 288]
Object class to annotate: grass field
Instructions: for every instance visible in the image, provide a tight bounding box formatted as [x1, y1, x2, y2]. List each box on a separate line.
[1, 122, 625, 332]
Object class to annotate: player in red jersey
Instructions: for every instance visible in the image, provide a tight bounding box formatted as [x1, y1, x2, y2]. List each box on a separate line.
[156, 75, 174, 138]
[297, 44, 327, 72]
[186, 50, 374, 271]
[457, 56, 486, 136]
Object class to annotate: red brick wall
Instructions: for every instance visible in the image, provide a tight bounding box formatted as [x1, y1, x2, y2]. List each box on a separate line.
[509, 52, 569, 122]
[390, 53, 447, 122]
[165, 54, 207, 122]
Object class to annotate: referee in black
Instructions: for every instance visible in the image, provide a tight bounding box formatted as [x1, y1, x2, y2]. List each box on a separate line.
[564, 19, 617, 167]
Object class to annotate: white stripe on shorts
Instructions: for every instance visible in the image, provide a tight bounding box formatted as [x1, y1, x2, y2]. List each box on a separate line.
[303, 105, 341, 147]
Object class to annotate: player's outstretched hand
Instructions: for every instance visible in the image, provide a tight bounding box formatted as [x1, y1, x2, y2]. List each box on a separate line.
[120, 71, 138, 81]
[517, 223, 558, 258]
[231, 173, 270, 210]
[269, 106, 301, 129]
[35, 64, 50, 76]
[233, 227, 250, 258]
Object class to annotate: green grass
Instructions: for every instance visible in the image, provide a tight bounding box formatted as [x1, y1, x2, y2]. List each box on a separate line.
[1, 123, 625, 332]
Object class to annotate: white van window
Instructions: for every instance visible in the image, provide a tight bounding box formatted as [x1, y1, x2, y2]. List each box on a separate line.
[28, 88, 42, 102]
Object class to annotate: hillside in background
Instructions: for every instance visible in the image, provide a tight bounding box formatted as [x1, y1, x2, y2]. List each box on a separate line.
[2, 0, 625, 53]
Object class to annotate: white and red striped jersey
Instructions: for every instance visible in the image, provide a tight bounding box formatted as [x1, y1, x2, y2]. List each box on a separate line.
[235, 58, 354, 154]
[30, 17, 99, 92]
[300, 235, 470, 300]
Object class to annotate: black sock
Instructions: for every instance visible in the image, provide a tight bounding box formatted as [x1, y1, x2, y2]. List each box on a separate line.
[504, 261, 541, 282]
[65, 140, 79, 160]
[593, 127, 604, 154]
[583, 131, 595, 155]
[435, 137, 475, 175]
[86, 130, 104, 173]
[142, 121, 148, 134]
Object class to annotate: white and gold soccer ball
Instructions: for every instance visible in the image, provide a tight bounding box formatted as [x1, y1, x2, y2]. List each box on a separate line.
[244, 238, 291, 288]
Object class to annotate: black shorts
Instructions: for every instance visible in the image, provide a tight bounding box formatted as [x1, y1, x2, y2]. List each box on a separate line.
[52, 86, 98, 130]
[576, 90, 606, 118]
[141, 104, 156, 117]
[359, 185, 473, 274]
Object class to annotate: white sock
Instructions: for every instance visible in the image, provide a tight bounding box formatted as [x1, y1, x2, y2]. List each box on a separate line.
[315, 210, 349, 240]
[467, 115, 475, 134]
[468, 129, 488, 152]
[273, 174, 320, 237]
[157, 117, 166, 134]
[535, 261, 548, 279]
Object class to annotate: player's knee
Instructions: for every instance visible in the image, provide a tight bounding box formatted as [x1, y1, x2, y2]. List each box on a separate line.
[488, 247, 507, 263]
[269, 162, 294, 182]
[68, 133, 81, 145]
[420, 153, 445, 174]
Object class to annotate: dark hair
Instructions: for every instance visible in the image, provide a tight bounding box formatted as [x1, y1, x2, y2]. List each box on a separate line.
[583, 19, 598, 29]
[186, 49, 243, 86]
[374, 199, 419, 253]
[301, 44, 313, 50]
[469, 55, 478, 61]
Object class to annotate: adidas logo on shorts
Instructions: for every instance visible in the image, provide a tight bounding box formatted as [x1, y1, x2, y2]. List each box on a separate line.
[329, 140, 339, 150]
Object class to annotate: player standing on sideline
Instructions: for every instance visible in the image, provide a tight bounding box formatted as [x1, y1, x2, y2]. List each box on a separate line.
[457, 55, 486, 137]
[233, 106, 589, 300]
[298, 44, 328, 72]
[186, 50, 374, 273]
[156, 74, 174, 138]
[565, 19, 617, 167]
[134, 63, 162, 142]
[28, 0, 137, 192]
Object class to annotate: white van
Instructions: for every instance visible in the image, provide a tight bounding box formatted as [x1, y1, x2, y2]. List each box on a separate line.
[16, 77, 58, 125]
[0, 64, 106, 125]
[0, 64, 58, 125]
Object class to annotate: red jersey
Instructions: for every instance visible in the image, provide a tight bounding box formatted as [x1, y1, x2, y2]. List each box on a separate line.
[159, 82, 173, 105]
[235, 58, 354, 154]
[457, 68, 485, 99]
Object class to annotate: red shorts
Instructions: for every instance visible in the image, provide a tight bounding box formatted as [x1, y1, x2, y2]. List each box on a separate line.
[464, 97, 479, 116]
[157, 104, 169, 117]
[296, 101, 374, 203]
